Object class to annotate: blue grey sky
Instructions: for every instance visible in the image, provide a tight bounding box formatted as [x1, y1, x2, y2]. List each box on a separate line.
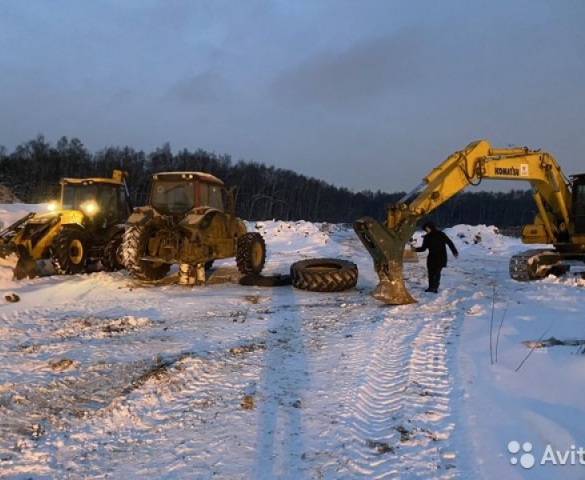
[1, 0, 584, 193]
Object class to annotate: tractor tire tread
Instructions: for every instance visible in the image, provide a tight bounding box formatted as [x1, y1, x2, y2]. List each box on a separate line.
[236, 232, 266, 275]
[290, 258, 358, 292]
[123, 225, 171, 281]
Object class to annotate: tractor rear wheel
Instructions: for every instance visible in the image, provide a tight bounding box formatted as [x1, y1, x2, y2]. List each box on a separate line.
[236, 233, 266, 274]
[290, 258, 358, 292]
[102, 231, 125, 272]
[123, 225, 171, 281]
[51, 227, 89, 275]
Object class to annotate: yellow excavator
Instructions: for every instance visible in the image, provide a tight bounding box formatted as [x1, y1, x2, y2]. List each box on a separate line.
[354, 139, 585, 304]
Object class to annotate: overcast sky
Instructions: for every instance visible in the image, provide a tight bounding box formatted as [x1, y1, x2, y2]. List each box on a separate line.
[1, 0, 584, 193]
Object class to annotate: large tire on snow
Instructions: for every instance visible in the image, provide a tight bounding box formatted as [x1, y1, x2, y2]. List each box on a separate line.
[236, 232, 266, 274]
[102, 231, 125, 272]
[123, 225, 171, 281]
[290, 258, 358, 292]
[51, 227, 89, 275]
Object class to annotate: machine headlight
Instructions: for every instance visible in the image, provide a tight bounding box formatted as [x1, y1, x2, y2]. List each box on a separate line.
[47, 201, 59, 212]
[80, 201, 99, 216]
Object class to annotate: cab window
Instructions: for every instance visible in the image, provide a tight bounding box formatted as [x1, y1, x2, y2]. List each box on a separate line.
[199, 182, 224, 211]
[209, 185, 223, 210]
[151, 181, 195, 214]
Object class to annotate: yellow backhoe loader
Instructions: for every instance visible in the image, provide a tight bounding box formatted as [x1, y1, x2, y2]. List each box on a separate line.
[0, 170, 132, 279]
[354, 139, 585, 304]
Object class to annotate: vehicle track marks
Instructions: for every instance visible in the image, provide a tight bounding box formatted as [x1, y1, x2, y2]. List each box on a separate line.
[331, 304, 458, 479]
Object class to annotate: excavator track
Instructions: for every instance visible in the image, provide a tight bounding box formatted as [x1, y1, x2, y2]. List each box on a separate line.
[509, 248, 562, 282]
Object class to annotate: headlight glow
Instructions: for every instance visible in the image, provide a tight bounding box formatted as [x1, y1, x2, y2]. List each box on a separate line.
[80, 201, 99, 216]
[47, 201, 58, 212]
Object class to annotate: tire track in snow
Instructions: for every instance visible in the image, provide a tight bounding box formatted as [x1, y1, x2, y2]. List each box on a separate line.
[334, 309, 423, 478]
[19, 348, 267, 479]
[117, 351, 263, 480]
[332, 302, 459, 479]
[398, 312, 457, 476]
[249, 300, 310, 480]
[0, 295, 272, 478]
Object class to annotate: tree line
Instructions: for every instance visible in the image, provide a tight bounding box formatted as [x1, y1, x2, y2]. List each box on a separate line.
[0, 135, 538, 227]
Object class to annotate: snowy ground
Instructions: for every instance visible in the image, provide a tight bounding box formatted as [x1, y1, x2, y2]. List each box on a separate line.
[0, 203, 584, 480]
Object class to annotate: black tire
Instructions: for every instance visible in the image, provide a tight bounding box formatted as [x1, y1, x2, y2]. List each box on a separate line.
[51, 227, 89, 275]
[239, 274, 292, 287]
[290, 258, 358, 292]
[102, 232, 125, 272]
[236, 233, 266, 274]
[123, 224, 171, 281]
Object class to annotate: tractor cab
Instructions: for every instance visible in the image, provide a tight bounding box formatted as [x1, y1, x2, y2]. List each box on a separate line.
[149, 172, 225, 216]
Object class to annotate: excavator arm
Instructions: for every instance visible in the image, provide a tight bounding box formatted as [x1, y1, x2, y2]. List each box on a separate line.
[354, 139, 573, 304]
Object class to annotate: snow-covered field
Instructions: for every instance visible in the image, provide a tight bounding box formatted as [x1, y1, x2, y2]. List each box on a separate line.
[0, 203, 584, 480]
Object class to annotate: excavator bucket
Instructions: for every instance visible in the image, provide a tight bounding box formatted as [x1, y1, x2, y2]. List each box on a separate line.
[353, 217, 418, 305]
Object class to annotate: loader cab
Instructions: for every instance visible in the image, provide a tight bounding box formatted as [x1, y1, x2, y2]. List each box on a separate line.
[572, 174, 585, 235]
[149, 172, 225, 216]
[61, 179, 130, 226]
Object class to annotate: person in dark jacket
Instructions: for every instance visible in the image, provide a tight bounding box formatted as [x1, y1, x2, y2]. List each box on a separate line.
[414, 221, 458, 293]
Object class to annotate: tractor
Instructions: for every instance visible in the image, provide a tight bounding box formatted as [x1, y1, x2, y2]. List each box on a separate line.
[122, 171, 266, 284]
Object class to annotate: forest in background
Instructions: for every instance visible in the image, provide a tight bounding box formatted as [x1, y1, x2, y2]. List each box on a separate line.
[0, 135, 538, 227]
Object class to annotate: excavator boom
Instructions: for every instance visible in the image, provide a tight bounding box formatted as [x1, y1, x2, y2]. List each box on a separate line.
[355, 139, 580, 304]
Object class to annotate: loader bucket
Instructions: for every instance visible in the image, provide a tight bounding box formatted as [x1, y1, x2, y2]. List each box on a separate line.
[12, 244, 41, 280]
[14, 255, 41, 280]
[353, 217, 418, 305]
[0, 241, 16, 259]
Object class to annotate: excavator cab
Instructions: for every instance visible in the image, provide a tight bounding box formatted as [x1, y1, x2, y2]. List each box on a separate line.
[571, 174, 585, 235]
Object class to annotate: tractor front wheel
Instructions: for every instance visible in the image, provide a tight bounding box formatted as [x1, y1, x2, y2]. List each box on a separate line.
[236, 233, 266, 274]
[51, 227, 89, 275]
